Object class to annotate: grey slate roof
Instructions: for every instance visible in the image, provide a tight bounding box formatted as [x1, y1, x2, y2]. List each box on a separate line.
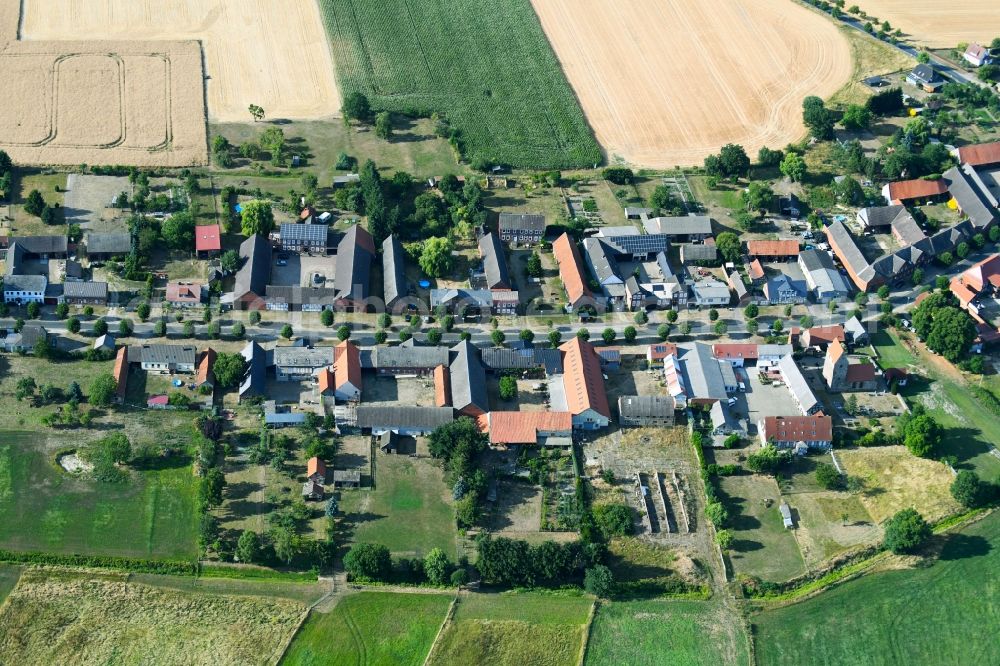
[478, 232, 510, 289]
[799, 249, 851, 297]
[240, 341, 267, 399]
[365, 345, 449, 370]
[891, 213, 929, 247]
[644, 215, 713, 237]
[929, 221, 972, 256]
[62, 281, 108, 300]
[356, 406, 454, 431]
[449, 340, 489, 414]
[682, 343, 728, 402]
[10, 235, 67, 256]
[3, 274, 47, 293]
[680, 243, 717, 263]
[858, 205, 908, 228]
[583, 238, 621, 285]
[19, 325, 48, 348]
[264, 285, 336, 306]
[618, 395, 675, 419]
[133, 344, 196, 366]
[909, 63, 938, 84]
[86, 232, 131, 255]
[382, 235, 407, 307]
[234, 234, 271, 300]
[943, 165, 999, 229]
[827, 220, 870, 277]
[778, 354, 819, 414]
[481, 346, 563, 374]
[280, 223, 328, 244]
[273, 345, 333, 369]
[498, 213, 546, 234]
[5, 242, 24, 276]
[334, 225, 375, 301]
[430, 289, 492, 309]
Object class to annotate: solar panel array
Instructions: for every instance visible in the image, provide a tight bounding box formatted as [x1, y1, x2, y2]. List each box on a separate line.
[603, 233, 669, 256]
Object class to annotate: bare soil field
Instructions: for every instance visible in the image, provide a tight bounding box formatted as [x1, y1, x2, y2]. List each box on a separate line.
[530, 0, 852, 167]
[849, 1, 1000, 48]
[21, 0, 340, 122]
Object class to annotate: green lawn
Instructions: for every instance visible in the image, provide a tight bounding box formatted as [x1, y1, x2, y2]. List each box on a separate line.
[754, 511, 1000, 666]
[282, 592, 451, 666]
[316, 0, 601, 169]
[338, 454, 457, 559]
[585, 599, 749, 666]
[0, 432, 198, 559]
[429, 592, 592, 666]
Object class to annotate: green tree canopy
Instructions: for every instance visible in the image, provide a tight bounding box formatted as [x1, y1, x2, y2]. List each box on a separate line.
[213, 352, 248, 389]
[883, 508, 931, 554]
[344, 542, 392, 581]
[342, 92, 372, 122]
[418, 237, 455, 277]
[240, 200, 275, 236]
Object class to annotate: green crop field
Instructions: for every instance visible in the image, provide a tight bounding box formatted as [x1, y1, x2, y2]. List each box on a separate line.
[585, 599, 750, 666]
[753, 512, 1000, 665]
[317, 0, 602, 169]
[0, 432, 198, 559]
[338, 454, 457, 558]
[429, 592, 592, 666]
[281, 591, 452, 666]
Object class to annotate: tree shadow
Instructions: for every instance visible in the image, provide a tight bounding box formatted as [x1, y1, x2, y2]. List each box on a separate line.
[731, 539, 764, 553]
[938, 533, 991, 561]
[225, 480, 262, 501]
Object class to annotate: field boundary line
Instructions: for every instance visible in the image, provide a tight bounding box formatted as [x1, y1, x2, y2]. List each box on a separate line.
[423, 594, 458, 666]
[271, 608, 312, 666]
[577, 599, 598, 666]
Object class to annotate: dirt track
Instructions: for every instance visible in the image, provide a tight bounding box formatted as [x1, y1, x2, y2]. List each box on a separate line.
[531, 0, 853, 168]
[850, 0, 1000, 48]
[20, 0, 340, 122]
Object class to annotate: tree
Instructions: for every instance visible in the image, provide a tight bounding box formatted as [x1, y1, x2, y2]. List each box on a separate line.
[548, 330, 562, 348]
[24, 189, 46, 217]
[427, 328, 443, 345]
[883, 508, 931, 554]
[92, 318, 108, 336]
[718, 143, 751, 178]
[742, 181, 774, 214]
[499, 375, 517, 401]
[236, 530, 260, 563]
[424, 547, 451, 585]
[901, 413, 941, 458]
[240, 200, 275, 236]
[584, 565, 614, 598]
[344, 542, 392, 581]
[118, 319, 133, 336]
[602, 167, 634, 185]
[213, 352, 247, 389]
[136, 301, 151, 321]
[374, 329, 388, 344]
[649, 184, 680, 214]
[708, 308, 719, 322]
[714, 320, 728, 336]
[88, 372, 117, 407]
[602, 328, 616, 344]
[623, 326, 637, 342]
[841, 104, 872, 130]
[757, 146, 784, 167]
[715, 232, 741, 264]
[26, 301, 40, 319]
[161, 211, 196, 249]
[231, 321, 245, 339]
[593, 504, 633, 537]
[341, 92, 372, 122]
[779, 152, 807, 182]
[577, 328, 590, 341]
[633, 310, 648, 325]
[321, 309, 334, 327]
[183, 321, 195, 337]
[815, 463, 844, 490]
[249, 310, 261, 325]
[715, 529, 734, 550]
[66, 317, 80, 334]
[41, 205, 57, 226]
[743, 304, 759, 320]
[526, 251, 542, 277]
[802, 96, 835, 139]
[657, 323, 671, 341]
[746, 445, 791, 474]
[337, 324, 351, 341]
[519, 329, 535, 343]
[418, 237, 454, 277]
[221, 249, 241, 273]
[746, 319, 759, 336]
[926, 307, 976, 362]
[491, 330, 506, 346]
[277, 324, 293, 340]
[374, 111, 393, 140]
[199, 468, 226, 508]
[248, 104, 265, 122]
[15, 377, 36, 401]
[951, 470, 993, 508]
[151, 319, 166, 337]
[705, 501, 728, 528]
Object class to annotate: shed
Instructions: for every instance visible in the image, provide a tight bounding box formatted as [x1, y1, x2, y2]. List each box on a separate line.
[780, 502, 794, 529]
[333, 470, 361, 488]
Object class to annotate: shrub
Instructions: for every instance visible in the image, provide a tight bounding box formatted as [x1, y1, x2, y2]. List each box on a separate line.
[883, 508, 930, 554]
[584, 565, 614, 598]
[593, 504, 633, 537]
[815, 463, 844, 490]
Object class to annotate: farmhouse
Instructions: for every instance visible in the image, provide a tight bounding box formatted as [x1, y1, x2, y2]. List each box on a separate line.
[10, 235, 67, 259]
[596, 227, 670, 260]
[857, 205, 910, 230]
[232, 234, 271, 309]
[478, 411, 573, 446]
[61, 281, 108, 306]
[681, 343, 728, 406]
[727, 271, 750, 306]
[950, 254, 1000, 339]
[322, 340, 362, 402]
[746, 239, 799, 261]
[307, 457, 327, 484]
[759, 415, 833, 451]
[196, 348, 216, 389]
[583, 238, 625, 309]
[333, 470, 361, 488]
[166, 281, 203, 308]
[131, 344, 197, 373]
[280, 223, 327, 253]
[448, 340, 489, 417]
[647, 343, 678, 368]
[3, 274, 46, 304]
[195, 224, 222, 258]
[801, 325, 846, 350]
[1, 324, 48, 354]
[86, 232, 131, 260]
[478, 232, 511, 290]
[618, 395, 675, 427]
[748, 259, 765, 284]
[553, 233, 594, 312]
[479, 347, 561, 375]
[906, 63, 943, 92]
[882, 178, 948, 206]
[382, 235, 409, 313]
[798, 249, 851, 303]
[274, 345, 332, 382]
[963, 43, 993, 67]
[643, 215, 712, 241]
[942, 165, 999, 230]
[823, 339, 879, 392]
[764, 273, 806, 305]
[333, 225, 376, 310]
[713, 343, 758, 367]
[430, 288, 518, 316]
[691, 279, 730, 307]
[679, 243, 717, 265]
[113, 346, 129, 399]
[364, 344, 449, 377]
[778, 354, 820, 415]
[355, 406, 454, 436]
[498, 213, 546, 245]
[239, 341, 267, 402]
[557, 337, 610, 429]
[956, 141, 1000, 167]
[264, 286, 336, 312]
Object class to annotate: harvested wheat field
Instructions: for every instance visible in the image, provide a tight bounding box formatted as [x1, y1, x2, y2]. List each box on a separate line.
[531, 0, 852, 168]
[0, 568, 306, 665]
[850, 1, 1000, 48]
[21, 0, 340, 122]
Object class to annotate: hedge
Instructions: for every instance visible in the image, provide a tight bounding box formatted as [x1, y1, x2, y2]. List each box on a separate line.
[0, 549, 198, 576]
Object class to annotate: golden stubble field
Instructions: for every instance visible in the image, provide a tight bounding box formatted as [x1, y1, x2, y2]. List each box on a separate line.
[850, 0, 1000, 48]
[531, 0, 853, 168]
[20, 0, 340, 123]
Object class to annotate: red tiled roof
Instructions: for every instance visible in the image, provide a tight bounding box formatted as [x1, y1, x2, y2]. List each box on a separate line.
[113, 346, 128, 397]
[713, 343, 758, 360]
[747, 239, 800, 257]
[166, 281, 203, 304]
[300, 206, 317, 221]
[307, 456, 326, 479]
[334, 340, 361, 392]
[806, 325, 846, 346]
[317, 367, 334, 395]
[748, 259, 765, 280]
[827, 338, 847, 363]
[482, 411, 573, 444]
[195, 224, 221, 252]
[354, 226, 376, 255]
[957, 141, 1000, 167]
[886, 178, 947, 203]
[559, 337, 610, 418]
[147, 395, 169, 407]
[648, 343, 678, 361]
[434, 364, 451, 407]
[196, 348, 216, 386]
[554, 233, 592, 307]
[846, 363, 877, 383]
[762, 415, 833, 443]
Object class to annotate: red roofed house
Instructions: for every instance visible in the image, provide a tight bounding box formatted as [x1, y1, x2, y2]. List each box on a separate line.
[748, 259, 766, 284]
[823, 339, 879, 392]
[882, 178, 948, 206]
[758, 415, 833, 451]
[950, 254, 1000, 343]
[647, 343, 678, 367]
[113, 346, 128, 399]
[962, 44, 993, 68]
[434, 364, 451, 407]
[317, 367, 334, 396]
[332, 340, 362, 402]
[306, 456, 327, 483]
[195, 224, 222, 258]
[166, 281, 203, 307]
[559, 337, 610, 429]
[478, 411, 573, 446]
[956, 141, 1000, 168]
[800, 325, 846, 350]
[746, 239, 800, 261]
[713, 343, 758, 367]
[147, 395, 169, 409]
[553, 233, 594, 313]
[196, 348, 216, 389]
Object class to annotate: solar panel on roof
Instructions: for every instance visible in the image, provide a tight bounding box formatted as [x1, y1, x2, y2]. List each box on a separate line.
[603, 234, 669, 255]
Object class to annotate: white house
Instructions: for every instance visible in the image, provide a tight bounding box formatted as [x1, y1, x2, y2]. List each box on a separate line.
[963, 44, 993, 68]
[3, 275, 46, 304]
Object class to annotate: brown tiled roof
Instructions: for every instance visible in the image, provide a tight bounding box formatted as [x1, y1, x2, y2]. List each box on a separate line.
[749, 259, 765, 280]
[762, 415, 833, 442]
[196, 348, 216, 385]
[434, 364, 451, 407]
[559, 337, 610, 418]
[648, 343, 678, 361]
[553, 233, 591, 306]
[307, 456, 326, 479]
[957, 141, 1000, 167]
[113, 346, 128, 397]
[806, 325, 846, 346]
[166, 281, 203, 304]
[846, 363, 877, 383]
[886, 178, 947, 203]
[747, 239, 800, 257]
[713, 343, 758, 361]
[334, 340, 362, 392]
[482, 411, 573, 444]
[317, 367, 334, 395]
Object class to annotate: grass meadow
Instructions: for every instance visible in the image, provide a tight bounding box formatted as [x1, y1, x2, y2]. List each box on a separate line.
[428, 592, 592, 666]
[584, 599, 750, 666]
[0, 432, 198, 559]
[0, 568, 305, 665]
[338, 454, 457, 559]
[316, 0, 601, 169]
[753, 512, 1000, 665]
[281, 591, 452, 666]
